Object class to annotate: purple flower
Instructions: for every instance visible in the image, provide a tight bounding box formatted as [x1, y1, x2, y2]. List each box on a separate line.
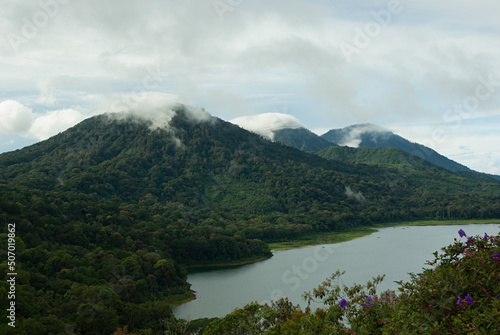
[457, 296, 463, 307]
[339, 299, 347, 308]
[465, 294, 474, 305]
[361, 296, 373, 308]
[493, 253, 500, 261]
[484, 233, 488, 241]
[458, 229, 466, 238]
[466, 237, 472, 244]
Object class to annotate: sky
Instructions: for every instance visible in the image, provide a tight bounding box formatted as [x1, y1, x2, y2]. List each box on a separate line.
[0, 0, 499, 174]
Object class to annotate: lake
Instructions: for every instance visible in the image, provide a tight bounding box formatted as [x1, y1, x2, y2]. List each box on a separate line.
[173, 223, 499, 320]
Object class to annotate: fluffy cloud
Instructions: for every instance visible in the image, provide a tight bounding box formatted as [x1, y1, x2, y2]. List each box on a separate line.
[29, 108, 87, 140]
[230, 113, 304, 140]
[0, 100, 34, 135]
[335, 124, 390, 148]
[101, 92, 211, 130]
[0, 100, 89, 141]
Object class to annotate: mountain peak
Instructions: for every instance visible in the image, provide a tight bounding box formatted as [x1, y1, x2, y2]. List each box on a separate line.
[321, 124, 471, 172]
[322, 123, 391, 147]
[230, 113, 305, 140]
[105, 102, 214, 132]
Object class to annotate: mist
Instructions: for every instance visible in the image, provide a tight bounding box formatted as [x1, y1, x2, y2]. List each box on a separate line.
[345, 186, 367, 203]
[230, 113, 305, 140]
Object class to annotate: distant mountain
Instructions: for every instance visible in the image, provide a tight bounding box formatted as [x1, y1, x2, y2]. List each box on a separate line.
[321, 123, 472, 172]
[317, 146, 500, 185]
[317, 146, 431, 167]
[273, 127, 336, 152]
[230, 113, 336, 152]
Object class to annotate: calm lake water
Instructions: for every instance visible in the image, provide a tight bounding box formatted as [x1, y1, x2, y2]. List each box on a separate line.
[173, 224, 499, 320]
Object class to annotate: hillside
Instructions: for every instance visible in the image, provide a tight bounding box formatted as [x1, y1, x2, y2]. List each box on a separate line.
[317, 146, 500, 184]
[1, 106, 500, 334]
[321, 124, 472, 172]
[317, 146, 423, 167]
[273, 127, 336, 152]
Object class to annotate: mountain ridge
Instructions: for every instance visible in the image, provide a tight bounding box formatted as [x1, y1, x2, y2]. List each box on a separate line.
[320, 123, 472, 172]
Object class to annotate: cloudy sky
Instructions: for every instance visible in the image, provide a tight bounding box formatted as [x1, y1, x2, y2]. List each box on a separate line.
[0, 0, 499, 174]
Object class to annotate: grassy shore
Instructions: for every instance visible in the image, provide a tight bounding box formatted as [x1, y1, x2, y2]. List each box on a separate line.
[269, 219, 500, 251]
[183, 254, 273, 269]
[268, 226, 377, 251]
[167, 291, 197, 307]
[181, 220, 500, 267]
[373, 218, 500, 228]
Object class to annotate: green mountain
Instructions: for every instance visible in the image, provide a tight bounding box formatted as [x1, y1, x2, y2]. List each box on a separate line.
[317, 146, 500, 184]
[321, 123, 472, 172]
[1, 106, 499, 334]
[273, 127, 337, 152]
[317, 146, 420, 167]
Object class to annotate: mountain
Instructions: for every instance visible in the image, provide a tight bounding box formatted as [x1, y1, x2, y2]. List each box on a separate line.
[317, 146, 435, 167]
[321, 123, 472, 172]
[230, 113, 336, 151]
[317, 146, 500, 185]
[273, 127, 336, 152]
[1, 106, 500, 334]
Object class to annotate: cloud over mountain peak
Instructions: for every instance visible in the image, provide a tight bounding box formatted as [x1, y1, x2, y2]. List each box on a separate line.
[230, 113, 305, 140]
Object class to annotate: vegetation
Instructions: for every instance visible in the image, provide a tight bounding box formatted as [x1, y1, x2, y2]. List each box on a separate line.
[268, 227, 377, 250]
[320, 124, 472, 172]
[0, 108, 499, 333]
[317, 146, 499, 185]
[202, 229, 500, 334]
[273, 127, 335, 152]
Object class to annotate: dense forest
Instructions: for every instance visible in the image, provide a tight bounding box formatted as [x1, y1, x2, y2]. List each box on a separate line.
[1, 106, 499, 334]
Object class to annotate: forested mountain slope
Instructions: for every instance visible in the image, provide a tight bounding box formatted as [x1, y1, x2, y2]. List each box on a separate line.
[1, 105, 499, 334]
[317, 146, 500, 184]
[272, 127, 336, 152]
[321, 123, 472, 172]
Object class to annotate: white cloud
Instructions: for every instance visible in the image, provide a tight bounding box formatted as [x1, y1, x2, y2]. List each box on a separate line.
[0, 100, 34, 135]
[230, 113, 304, 140]
[29, 108, 87, 140]
[0, 0, 498, 172]
[101, 91, 211, 130]
[0, 100, 91, 141]
[336, 124, 390, 148]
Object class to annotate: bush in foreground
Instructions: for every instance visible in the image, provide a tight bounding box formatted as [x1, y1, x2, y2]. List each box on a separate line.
[201, 229, 500, 334]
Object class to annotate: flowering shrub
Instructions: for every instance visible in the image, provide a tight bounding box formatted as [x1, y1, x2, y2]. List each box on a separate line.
[202, 229, 500, 334]
[382, 229, 500, 334]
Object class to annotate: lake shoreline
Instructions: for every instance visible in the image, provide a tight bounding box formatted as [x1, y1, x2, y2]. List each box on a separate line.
[173, 222, 500, 319]
[182, 254, 273, 270]
[168, 291, 197, 308]
[268, 219, 500, 251]
[181, 219, 500, 269]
